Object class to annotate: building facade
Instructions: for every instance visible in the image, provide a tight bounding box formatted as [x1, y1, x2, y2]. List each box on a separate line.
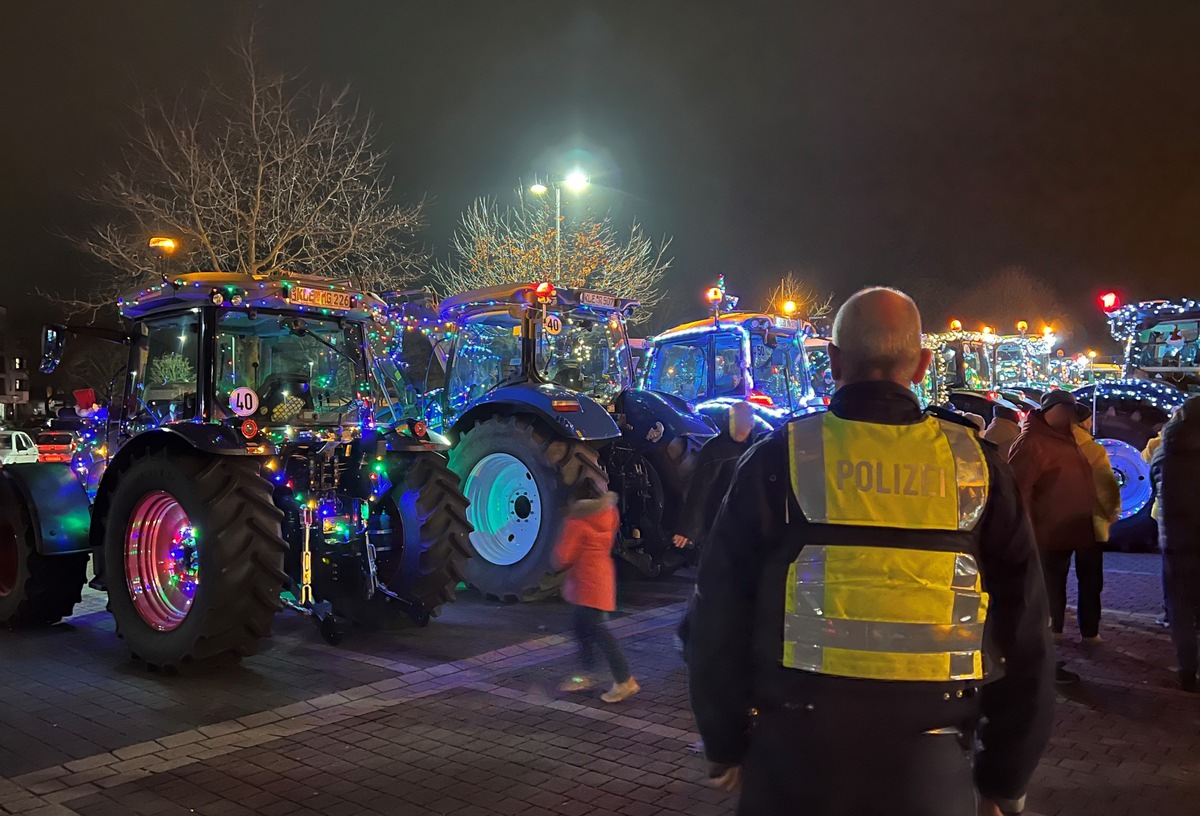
[0, 306, 30, 423]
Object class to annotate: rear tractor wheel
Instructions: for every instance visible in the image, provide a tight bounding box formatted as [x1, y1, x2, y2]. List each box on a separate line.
[102, 448, 288, 668]
[0, 474, 87, 626]
[450, 416, 607, 602]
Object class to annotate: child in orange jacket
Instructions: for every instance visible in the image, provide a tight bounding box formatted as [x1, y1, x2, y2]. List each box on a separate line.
[553, 489, 639, 703]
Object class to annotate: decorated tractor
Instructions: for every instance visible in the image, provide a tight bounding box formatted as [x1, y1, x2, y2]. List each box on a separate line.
[915, 322, 1024, 422]
[639, 284, 820, 431]
[1071, 295, 1199, 549]
[391, 282, 715, 600]
[991, 322, 1061, 402]
[0, 272, 471, 668]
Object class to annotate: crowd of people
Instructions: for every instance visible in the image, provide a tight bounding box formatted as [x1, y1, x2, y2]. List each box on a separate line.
[548, 286, 1197, 815]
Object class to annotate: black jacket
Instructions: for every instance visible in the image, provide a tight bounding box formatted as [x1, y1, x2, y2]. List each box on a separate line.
[688, 381, 1054, 809]
[677, 427, 757, 544]
[1152, 395, 1200, 541]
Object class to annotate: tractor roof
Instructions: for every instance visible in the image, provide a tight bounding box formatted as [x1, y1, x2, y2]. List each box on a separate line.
[437, 283, 638, 320]
[1106, 298, 1200, 341]
[653, 311, 814, 343]
[118, 272, 384, 321]
[922, 330, 1001, 350]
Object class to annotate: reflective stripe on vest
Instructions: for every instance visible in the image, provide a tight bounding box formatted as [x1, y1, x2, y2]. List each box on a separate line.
[783, 544, 989, 681]
[787, 413, 989, 531]
[781, 413, 992, 682]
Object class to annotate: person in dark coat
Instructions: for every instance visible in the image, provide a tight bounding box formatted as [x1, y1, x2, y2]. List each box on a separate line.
[1150, 395, 1200, 692]
[689, 288, 1053, 816]
[674, 400, 757, 661]
[673, 400, 758, 552]
[1008, 389, 1100, 684]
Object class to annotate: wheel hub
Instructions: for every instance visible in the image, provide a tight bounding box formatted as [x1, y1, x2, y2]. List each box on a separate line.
[465, 453, 542, 566]
[125, 491, 199, 631]
[1098, 438, 1153, 521]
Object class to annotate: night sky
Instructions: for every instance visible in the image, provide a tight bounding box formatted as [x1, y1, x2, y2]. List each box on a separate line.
[4, 1, 1200, 347]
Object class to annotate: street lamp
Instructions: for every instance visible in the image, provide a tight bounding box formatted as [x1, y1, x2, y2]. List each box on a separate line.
[530, 171, 590, 281]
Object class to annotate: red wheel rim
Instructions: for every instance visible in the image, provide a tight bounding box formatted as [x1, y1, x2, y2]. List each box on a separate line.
[0, 521, 18, 598]
[125, 491, 199, 631]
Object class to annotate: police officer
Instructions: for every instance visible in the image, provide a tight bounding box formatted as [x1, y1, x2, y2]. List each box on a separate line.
[688, 288, 1054, 816]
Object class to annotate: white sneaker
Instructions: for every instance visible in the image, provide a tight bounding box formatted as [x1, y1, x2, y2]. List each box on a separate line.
[601, 678, 640, 703]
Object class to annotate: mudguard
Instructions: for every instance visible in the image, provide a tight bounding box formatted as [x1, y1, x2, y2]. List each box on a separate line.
[0, 463, 92, 555]
[452, 382, 621, 442]
[616, 389, 717, 453]
[696, 397, 792, 432]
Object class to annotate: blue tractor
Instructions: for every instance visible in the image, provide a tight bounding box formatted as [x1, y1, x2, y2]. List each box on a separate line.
[639, 310, 821, 431]
[394, 283, 716, 600]
[0, 273, 472, 667]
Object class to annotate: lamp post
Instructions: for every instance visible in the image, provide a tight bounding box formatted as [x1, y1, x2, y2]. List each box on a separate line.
[529, 171, 589, 281]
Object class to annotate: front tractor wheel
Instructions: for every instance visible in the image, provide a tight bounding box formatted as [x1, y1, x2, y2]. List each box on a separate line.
[328, 452, 472, 628]
[450, 416, 607, 602]
[103, 449, 288, 668]
[0, 475, 87, 626]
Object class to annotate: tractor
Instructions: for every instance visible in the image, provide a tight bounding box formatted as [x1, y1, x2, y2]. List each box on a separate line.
[390, 282, 716, 600]
[0, 272, 472, 668]
[638, 292, 821, 430]
[991, 323, 1061, 403]
[1071, 295, 1198, 550]
[916, 323, 1026, 422]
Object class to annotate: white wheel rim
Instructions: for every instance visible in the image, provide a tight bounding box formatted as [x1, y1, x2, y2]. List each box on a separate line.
[1098, 438, 1153, 520]
[464, 453, 542, 566]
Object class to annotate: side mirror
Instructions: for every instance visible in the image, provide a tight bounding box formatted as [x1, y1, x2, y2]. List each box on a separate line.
[507, 305, 526, 321]
[40, 324, 67, 373]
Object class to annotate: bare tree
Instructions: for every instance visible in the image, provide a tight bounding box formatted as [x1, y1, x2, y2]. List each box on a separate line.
[763, 272, 834, 319]
[429, 187, 672, 320]
[948, 266, 1069, 335]
[64, 40, 422, 318]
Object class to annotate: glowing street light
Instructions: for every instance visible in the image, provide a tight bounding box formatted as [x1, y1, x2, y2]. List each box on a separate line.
[530, 172, 591, 281]
[782, 300, 797, 315]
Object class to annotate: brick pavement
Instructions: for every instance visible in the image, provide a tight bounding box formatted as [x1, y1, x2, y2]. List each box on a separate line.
[2, 557, 1198, 816]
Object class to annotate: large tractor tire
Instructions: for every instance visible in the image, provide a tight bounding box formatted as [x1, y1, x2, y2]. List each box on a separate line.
[1098, 438, 1157, 552]
[102, 448, 288, 668]
[0, 476, 87, 626]
[328, 452, 473, 628]
[450, 416, 607, 602]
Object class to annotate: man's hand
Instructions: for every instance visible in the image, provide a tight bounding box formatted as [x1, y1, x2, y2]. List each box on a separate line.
[977, 797, 1005, 816]
[672, 534, 693, 549]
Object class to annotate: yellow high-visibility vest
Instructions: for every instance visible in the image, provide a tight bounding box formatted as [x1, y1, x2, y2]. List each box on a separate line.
[782, 413, 991, 682]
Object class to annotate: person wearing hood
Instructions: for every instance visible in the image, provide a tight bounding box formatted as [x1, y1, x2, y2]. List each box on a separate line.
[1150, 395, 1200, 692]
[1009, 390, 1101, 683]
[1072, 404, 1122, 546]
[553, 488, 640, 703]
[983, 406, 1023, 461]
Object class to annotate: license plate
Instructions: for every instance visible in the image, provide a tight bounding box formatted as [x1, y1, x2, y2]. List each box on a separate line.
[580, 291, 616, 309]
[286, 286, 353, 311]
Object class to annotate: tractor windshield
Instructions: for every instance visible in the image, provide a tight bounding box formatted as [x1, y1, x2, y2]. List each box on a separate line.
[215, 311, 366, 427]
[995, 341, 1050, 386]
[743, 330, 809, 410]
[1134, 319, 1200, 369]
[535, 307, 632, 405]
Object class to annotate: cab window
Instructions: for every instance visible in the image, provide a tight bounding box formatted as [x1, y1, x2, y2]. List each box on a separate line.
[648, 338, 710, 401]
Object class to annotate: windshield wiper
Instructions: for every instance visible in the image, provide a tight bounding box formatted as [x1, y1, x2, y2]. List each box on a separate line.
[281, 318, 361, 368]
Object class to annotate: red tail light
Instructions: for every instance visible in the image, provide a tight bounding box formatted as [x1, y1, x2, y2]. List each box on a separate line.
[821, 396, 831, 406]
[413, 421, 428, 438]
[551, 399, 581, 412]
[748, 390, 774, 407]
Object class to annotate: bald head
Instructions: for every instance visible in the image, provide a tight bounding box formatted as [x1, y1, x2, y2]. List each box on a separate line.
[830, 287, 931, 387]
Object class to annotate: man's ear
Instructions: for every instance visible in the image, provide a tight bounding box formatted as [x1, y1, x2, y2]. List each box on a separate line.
[911, 348, 933, 385]
[828, 343, 843, 382]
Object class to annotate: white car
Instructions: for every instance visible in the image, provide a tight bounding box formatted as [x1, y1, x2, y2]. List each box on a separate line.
[0, 430, 40, 465]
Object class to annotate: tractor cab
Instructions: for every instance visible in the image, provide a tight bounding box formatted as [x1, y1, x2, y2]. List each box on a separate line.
[918, 324, 1021, 424]
[993, 325, 1059, 396]
[438, 282, 637, 426]
[641, 311, 818, 429]
[1104, 298, 1200, 393]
